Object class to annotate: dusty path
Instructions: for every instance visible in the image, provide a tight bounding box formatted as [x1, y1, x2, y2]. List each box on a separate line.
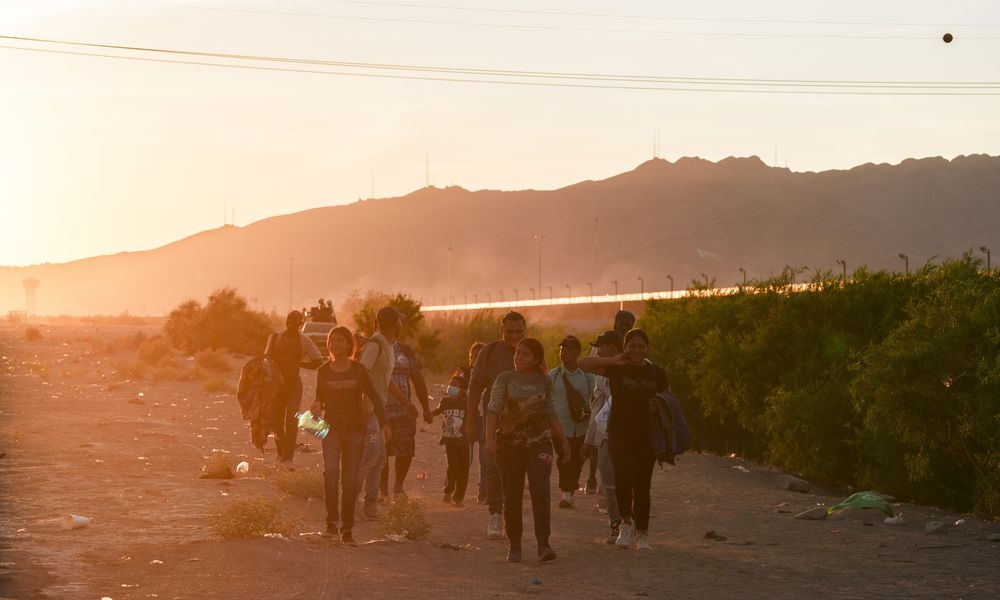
[2, 324, 999, 599]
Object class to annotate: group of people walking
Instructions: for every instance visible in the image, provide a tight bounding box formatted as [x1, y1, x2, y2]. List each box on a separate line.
[264, 305, 669, 560]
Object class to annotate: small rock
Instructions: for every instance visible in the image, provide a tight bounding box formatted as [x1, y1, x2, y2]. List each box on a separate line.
[777, 475, 811, 493]
[794, 506, 828, 521]
[704, 530, 728, 541]
[985, 533, 1000, 542]
[925, 521, 946, 535]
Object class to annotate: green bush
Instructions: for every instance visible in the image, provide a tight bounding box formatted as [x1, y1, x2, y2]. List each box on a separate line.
[208, 496, 296, 538]
[378, 495, 430, 540]
[641, 253, 1000, 517]
[164, 288, 273, 355]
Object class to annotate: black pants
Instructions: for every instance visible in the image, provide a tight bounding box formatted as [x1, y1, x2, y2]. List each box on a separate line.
[556, 435, 586, 493]
[608, 430, 656, 531]
[274, 376, 303, 461]
[322, 430, 364, 532]
[443, 442, 471, 501]
[497, 440, 553, 548]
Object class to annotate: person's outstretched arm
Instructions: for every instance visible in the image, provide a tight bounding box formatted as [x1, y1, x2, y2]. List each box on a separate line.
[578, 353, 627, 375]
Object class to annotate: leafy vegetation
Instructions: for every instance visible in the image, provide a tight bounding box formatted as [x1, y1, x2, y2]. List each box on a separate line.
[641, 254, 1000, 517]
[164, 288, 273, 355]
[208, 496, 297, 538]
[377, 495, 430, 540]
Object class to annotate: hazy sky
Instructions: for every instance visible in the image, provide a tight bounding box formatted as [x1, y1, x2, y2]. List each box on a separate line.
[2, 0, 999, 267]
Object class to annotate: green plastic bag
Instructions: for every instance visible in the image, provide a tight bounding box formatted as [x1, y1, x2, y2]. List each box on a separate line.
[827, 491, 894, 517]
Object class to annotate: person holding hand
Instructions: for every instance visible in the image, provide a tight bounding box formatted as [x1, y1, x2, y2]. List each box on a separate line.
[578, 328, 666, 551]
[486, 337, 570, 563]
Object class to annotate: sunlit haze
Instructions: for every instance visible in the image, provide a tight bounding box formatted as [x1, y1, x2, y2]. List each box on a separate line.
[2, 0, 999, 266]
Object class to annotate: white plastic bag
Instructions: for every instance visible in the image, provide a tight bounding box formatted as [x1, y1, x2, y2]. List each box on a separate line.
[595, 398, 612, 438]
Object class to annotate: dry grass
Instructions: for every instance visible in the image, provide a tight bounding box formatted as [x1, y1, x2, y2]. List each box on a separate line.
[202, 376, 235, 394]
[271, 468, 325, 499]
[194, 348, 232, 373]
[24, 326, 43, 342]
[200, 452, 235, 479]
[112, 359, 145, 381]
[377, 495, 430, 540]
[137, 336, 175, 366]
[208, 496, 298, 538]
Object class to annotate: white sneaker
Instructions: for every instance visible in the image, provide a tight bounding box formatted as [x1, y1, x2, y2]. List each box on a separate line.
[487, 512, 504, 539]
[615, 522, 636, 548]
[635, 531, 652, 551]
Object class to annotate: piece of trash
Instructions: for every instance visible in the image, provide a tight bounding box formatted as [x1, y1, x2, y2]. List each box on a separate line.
[263, 533, 289, 541]
[925, 521, 946, 535]
[417, 470, 428, 480]
[732, 465, 750, 473]
[64, 514, 91, 529]
[884, 514, 906, 525]
[955, 519, 966, 526]
[794, 506, 828, 521]
[531, 577, 542, 585]
[432, 542, 479, 551]
[121, 584, 137, 588]
[827, 491, 894, 517]
[362, 534, 409, 545]
[235, 461, 249, 474]
[149, 560, 163, 565]
[186, 558, 201, 562]
[704, 530, 728, 541]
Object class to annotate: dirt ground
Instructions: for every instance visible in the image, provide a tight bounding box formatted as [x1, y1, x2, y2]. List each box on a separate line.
[2, 323, 999, 600]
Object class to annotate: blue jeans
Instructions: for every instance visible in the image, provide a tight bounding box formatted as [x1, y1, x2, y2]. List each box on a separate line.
[322, 429, 364, 532]
[598, 440, 621, 523]
[357, 415, 385, 508]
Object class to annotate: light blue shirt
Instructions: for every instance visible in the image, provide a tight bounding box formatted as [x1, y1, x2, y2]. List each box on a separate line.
[549, 366, 596, 438]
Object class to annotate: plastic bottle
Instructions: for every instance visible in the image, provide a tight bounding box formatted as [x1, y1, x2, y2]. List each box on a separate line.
[295, 411, 330, 440]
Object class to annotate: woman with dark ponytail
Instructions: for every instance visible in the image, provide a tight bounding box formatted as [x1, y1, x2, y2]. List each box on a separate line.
[486, 338, 570, 563]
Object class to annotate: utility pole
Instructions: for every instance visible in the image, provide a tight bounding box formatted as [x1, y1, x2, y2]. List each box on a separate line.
[514, 289, 519, 303]
[980, 246, 991, 270]
[836, 259, 847, 284]
[587, 282, 593, 302]
[447, 247, 454, 304]
[637, 276, 644, 300]
[499, 290, 504, 302]
[565, 283, 571, 298]
[667, 275, 674, 296]
[899, 253, 909, 275]
[547, 285, 553, 300]
[533, 234, 544, 292]
[530, 288, 536, 300]
[739, 267, 747, 286]
[612, 280, 619, 301]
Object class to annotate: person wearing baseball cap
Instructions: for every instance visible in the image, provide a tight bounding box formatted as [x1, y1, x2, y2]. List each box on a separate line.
[583, 330, 624, 543]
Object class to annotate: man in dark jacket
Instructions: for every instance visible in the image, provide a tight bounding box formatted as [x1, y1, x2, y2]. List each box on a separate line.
[465, 311, 526, 539]
[266, 310, 324, 468]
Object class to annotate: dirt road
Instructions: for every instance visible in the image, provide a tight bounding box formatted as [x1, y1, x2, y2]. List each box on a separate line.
[2, 324, 999, 599]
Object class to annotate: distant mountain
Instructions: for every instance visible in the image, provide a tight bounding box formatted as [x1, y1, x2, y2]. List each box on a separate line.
[4, 154, 999, 316]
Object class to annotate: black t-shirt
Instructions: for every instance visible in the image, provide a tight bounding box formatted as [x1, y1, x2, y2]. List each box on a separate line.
[604, 361, 669, 435]
[315, 360, 385, 434]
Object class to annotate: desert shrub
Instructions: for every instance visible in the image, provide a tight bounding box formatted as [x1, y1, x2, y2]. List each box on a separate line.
[137, 336, 174, 365]
[151, 362, 185, 381]
[271, 468, 324, 499]
[194, 348, 232, 373]
[202, 376, 235, 394]
[164, 288, 273, 355]
[377, 495, 430, 540]
[201, 452, 234, 479]
[112, 359, 144, 381]
[208, 496, 297, 538]
[24, 326, 42, 342]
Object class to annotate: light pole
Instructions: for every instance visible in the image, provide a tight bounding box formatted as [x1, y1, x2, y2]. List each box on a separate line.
[612, 280, 619, 301]
[587, 282, 593, 301]
[499, 290, 504, 302]
[514, 289, 519, 303]
[980, 246, 991, 270]
[486, 292, 492, 303]
[548, 285, 553, 300]
[739, 267, 746, 286]
[530, 287, 536, 300]
[836, 259, 847, 284]
[667, 275, 674, 296]
[533, 234, 544, 292]
[440, 297, 446, 306]
[288, 257, 294, 312]
[463, 294, 467, 305]
[899, 253, 909, 275]
[565, 283, 571, 298]
[473, 293, 479, 304]
[637, 276, 644, 300]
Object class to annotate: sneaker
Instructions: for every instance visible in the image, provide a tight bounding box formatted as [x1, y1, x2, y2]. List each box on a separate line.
[506, 546, 522, 562]
[635, 531, 652, 551]
[341, 531, 357, 547]
[487, 512, 504, 539]
[606, 520, 621, 545]
[558, 492, 574, 509]
[443, 493, 453, 504]
[615, 522, 636, 548]
[322, 525, 338, 538]
[537, 544, 557, 562]
[585, 478, 598, 495]
[363, 505, 380, 520]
